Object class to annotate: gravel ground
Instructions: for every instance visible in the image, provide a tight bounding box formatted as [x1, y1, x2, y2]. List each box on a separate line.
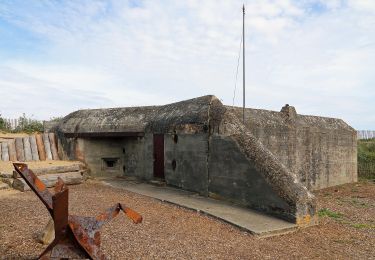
[0, 180, 374, 260]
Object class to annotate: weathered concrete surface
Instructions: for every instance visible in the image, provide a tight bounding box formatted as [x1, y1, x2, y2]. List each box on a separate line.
[208, 135, 290, 216]
[23, 137, 32, 161]
[104, 180, 298, 237]
[0, 171, 13, 178]
[217, 107, 316, 225]
[227, 106, 357, 190]
[49, 133, 59, 160]
[29, 135, 39, 161]
[1, 142, 9, 161]
[165, 133, 209, 195]
[43, 133, 53, 160]
[1, 177, 13, 187]
[15, 137, 25, 162]
[73, 137, 154, 180]
[56, 95, 213, 135]
[12, 171, 84, 191]
[0, 182, 9, 190]
[36, 134, 46, 161]
[53, 95, 357, 225]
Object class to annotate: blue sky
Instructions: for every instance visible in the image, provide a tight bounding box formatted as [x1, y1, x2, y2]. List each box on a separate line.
[0, 0, 374, 129]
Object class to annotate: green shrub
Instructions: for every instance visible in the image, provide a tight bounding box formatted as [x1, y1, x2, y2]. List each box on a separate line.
[14, 114, 44, 133]
[358, 139, 375, 179]
[0, 115, 6, 130]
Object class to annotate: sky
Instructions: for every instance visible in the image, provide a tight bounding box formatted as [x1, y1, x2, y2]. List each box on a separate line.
[0, 0, 374, 129]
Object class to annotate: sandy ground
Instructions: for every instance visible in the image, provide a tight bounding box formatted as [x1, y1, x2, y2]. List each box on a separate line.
[0, 160, 83, 173]
[0, 180, 374, 260]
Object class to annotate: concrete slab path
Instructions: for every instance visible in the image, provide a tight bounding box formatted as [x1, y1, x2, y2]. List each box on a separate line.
[102, 180, 297, 237]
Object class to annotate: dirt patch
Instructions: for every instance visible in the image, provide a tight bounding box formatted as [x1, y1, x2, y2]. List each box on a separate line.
[0, 180, 374, 259]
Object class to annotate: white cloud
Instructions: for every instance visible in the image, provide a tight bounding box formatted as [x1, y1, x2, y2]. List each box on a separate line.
[349, 0, 375, 12]
[0, 0, 374, 129]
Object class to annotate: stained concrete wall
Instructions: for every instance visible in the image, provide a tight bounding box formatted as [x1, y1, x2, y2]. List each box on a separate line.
[53, 95, 357, 225]
[228, 106, 357, 190]
[248, 124, 357, 190]
[60, 136, 153, 179]
[164, 133, 209, 195]
[208, 135, 291, 216]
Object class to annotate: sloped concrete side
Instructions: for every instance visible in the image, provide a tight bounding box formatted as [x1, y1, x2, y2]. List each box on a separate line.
[227, 106, 357, 190]
[208, 135, 292, 218]
[205, 97, 316, 225]
[217, 109, 316, 225]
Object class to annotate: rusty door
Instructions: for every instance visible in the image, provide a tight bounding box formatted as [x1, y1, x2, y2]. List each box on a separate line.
[153, 134, 165, 179]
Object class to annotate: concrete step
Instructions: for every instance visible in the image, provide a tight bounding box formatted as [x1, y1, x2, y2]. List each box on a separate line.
[13, 171, 84, 191]
[149, 179, 166, 187]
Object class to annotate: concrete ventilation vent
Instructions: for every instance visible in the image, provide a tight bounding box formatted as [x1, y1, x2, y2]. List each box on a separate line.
[102, 158, 119, 171]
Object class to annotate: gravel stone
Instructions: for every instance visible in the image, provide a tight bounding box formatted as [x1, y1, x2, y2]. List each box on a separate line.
[0, 180, 374, 259]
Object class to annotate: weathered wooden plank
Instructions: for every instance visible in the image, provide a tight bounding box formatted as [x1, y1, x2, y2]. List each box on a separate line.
[12, 171, 84, 191]
[1, 142, 9, 161]
[48, 133, 59, 160]
[7, 139, 17, 161]
[36, 134, 46, 160]
[13, 164, 82, 178]
[43, 133, 53, 160]
[23, 136, 33, 161]
[29, 135, 40, 161]
[15, 137, 25, 162]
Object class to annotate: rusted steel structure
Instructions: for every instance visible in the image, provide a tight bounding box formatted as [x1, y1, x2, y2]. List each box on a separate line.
[13, 163, 142, 260]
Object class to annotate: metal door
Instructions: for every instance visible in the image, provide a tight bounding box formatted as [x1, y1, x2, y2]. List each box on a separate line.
[153, 134, 165, 179]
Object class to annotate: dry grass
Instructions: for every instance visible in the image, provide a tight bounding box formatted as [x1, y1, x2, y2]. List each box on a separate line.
[0, 180, 374, 260]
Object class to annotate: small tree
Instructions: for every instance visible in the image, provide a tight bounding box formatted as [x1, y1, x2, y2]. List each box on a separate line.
[14, 114, 44, 133]
[0, 114, 10, 131]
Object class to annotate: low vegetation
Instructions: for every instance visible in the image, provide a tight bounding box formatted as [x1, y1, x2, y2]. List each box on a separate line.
[0, 113, 44, 134]
[351, 223, 375, 229]
[358, 139, 375, 179]
[318, 208, 343, 219]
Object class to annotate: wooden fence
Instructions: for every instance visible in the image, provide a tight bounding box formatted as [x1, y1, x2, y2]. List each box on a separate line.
[357, 130, 375, 140]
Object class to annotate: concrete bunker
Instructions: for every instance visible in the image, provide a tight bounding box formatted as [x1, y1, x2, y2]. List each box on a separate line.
[51, 95, 357, 226]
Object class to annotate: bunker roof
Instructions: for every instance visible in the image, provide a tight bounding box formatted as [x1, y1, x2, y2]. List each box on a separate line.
[56, 95, 214, 136]
[55, 95, 354, 136]
[226, 106, 355, 132]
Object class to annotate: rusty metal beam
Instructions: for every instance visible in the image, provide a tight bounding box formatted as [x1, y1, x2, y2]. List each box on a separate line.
[13, 163, 142, 260]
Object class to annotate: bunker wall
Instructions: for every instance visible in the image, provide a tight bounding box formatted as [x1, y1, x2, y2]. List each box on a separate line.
[249, 125, 357, 190]
[164, 133, 209, 195]
[57, 136, 153, 179]
[208, 135, 291, 215]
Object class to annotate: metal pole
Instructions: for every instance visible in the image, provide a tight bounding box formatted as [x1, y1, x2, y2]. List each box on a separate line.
[242, 4, 245, 126]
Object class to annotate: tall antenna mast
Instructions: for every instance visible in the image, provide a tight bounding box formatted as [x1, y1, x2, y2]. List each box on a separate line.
[242, 4, 245, 126]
